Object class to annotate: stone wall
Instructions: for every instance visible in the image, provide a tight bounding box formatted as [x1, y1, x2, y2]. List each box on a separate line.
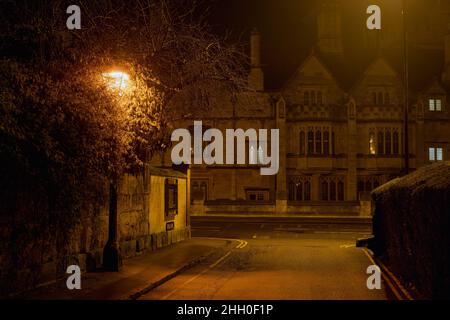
[0, 166, 190, 297]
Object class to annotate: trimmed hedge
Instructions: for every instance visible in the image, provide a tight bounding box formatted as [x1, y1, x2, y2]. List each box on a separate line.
[372, 161, 450, 299]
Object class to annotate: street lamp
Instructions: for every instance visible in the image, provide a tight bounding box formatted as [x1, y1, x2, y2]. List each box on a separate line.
[102, 70, 130, 271]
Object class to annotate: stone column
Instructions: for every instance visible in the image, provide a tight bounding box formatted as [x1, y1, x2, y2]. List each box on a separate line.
[346, 99, 358, 201]
[276, 97, 287, 214]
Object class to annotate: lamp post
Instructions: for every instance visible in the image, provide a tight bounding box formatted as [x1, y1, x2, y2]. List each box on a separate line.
[102, 71, 130, 271]
[402, 0, 410, 175]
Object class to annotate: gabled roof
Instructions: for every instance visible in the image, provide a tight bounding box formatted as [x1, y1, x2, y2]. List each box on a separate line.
[281, 49, 343, 92]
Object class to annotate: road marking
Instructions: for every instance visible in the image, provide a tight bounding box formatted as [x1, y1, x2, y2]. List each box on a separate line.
[362, 248, 412, 300]
[340, 244, 355, 248]
[236, 240, 248, 249]
[161, 251, 232, 300]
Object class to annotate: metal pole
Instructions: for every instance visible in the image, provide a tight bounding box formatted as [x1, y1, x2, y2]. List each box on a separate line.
[402, 0, 410, 175]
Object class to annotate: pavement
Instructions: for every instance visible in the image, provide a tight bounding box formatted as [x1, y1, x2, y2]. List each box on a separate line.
[138, 218, 391, 300]
[19, 215, 400, 300]
[19, 238, 232, 300]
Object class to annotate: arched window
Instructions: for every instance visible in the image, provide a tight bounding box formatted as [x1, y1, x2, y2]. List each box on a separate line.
[378, 92, 384, 105]
[317, 91, 323, 105]
[373, 92, 377, 105]
[385, 93, 390, 105]
[393, 131, 399, 155]
[321, 181, 329, 201]
[296, 183, 303, 201]
[249, 145, 257, 164]
[332, 132, 336, 155]
[304, 91, 310, 106]
[369, 132, 376, 155]
[377, 131, 384, 154]
[315, 131, 322, 154]
[385, 131, 392, 155]
[299, 131, 305, 155]
[338, 181, 345, 201]
[323, 131, 330, 155]
[304, 181, 311, 201]
[330, 181, 336, 201]
[308, 131, 314, 155]
[365, 180, 372, 191]
[258, 146, 264, 164]
[288, 182, 295, 201]
[311, 91, 316, 106]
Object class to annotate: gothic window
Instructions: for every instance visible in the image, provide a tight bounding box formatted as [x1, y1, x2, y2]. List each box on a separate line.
[311, 91, 316, 106]
[296, 183, 303, 201]
[377, 131, 384, 154]
[385, 131, 392, 155]
[304, 181, 311, 201]
[299, 131, 305, 155]
[429, 146, 444, 161]
[320, 178, 345, 201]
[429, 99, 442, 111]
[378, 92, 384, 105]
[321, 181, 329, 201]
[323, 131, 330, 156]
[308, 131, 314, 154]
[317, 91, 323, 105]
[373, 92, 377, 105]
[357, 176, 383, 199]
[393, 131, 400, 155]
[288, 177, 312, 201]
[385, 93, 390, 105]
[332, 132, 336, 155]
[315, 131, 322, 154]
[304, 91, 310, 106]
[337, 181, 345, 201]
[330, 181, 336, 201]
[369, 132, 376, 155]
[258, 146, 264, 164]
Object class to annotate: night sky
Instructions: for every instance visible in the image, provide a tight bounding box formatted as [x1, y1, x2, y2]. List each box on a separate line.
[204, 0, 448, 89]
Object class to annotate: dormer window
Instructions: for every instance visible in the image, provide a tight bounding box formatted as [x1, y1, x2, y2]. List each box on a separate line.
[429, 98, 442, 111]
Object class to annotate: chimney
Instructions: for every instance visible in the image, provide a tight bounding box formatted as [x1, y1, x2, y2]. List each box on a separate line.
[317, 0, 343, 56]
[248, 28, 264, 91]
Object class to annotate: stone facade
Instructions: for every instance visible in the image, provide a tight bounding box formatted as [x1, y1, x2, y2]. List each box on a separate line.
[152, 1, 450, 216]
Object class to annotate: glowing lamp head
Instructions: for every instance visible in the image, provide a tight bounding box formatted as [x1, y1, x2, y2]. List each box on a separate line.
[102, 71, 130, 95]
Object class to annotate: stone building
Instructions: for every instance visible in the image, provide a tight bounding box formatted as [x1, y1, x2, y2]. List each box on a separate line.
[152, 0, 450, 216]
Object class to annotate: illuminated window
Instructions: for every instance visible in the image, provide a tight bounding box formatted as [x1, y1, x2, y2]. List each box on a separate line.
[369, 132, 376, 155]
[428, 146, 445, 161]
[429, 99, 442, 111]
[437, 148, 443, 161]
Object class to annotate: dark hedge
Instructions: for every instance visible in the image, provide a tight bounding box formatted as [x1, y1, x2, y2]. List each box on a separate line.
[372, 161, 450, 299]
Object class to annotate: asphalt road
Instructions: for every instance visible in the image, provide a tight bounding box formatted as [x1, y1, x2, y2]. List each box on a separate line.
[139, 217, 392, 300]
